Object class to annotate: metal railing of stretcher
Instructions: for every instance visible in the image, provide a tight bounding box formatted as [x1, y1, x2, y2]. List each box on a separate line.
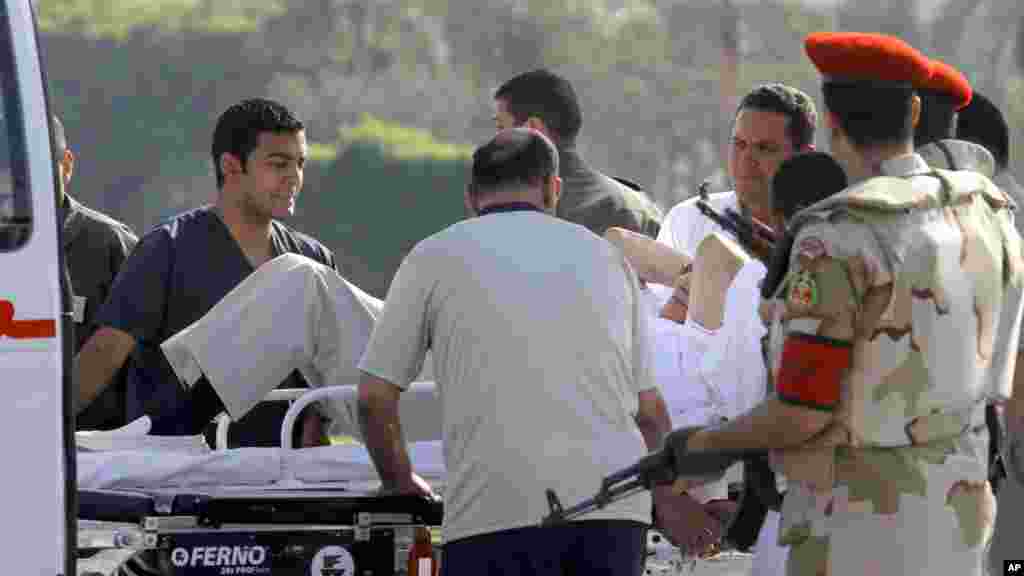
[213, 381, 444, 449]
[78, 383, 446, 576]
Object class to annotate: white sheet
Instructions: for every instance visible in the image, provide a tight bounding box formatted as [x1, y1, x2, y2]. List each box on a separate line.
[287, 442, 444, 484]
[77, 441, 446, 491]
[76, 416, 210, 454]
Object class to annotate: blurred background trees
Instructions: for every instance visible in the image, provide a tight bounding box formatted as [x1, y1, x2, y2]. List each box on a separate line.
[37, 0, 1024, 295]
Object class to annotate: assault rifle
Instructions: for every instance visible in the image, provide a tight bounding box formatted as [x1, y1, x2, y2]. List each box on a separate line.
[541, 427, 757, 526]
[694, 181, 777, 262]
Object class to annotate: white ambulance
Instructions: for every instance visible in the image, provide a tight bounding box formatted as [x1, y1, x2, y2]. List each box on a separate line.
[0, 0, 75, 573]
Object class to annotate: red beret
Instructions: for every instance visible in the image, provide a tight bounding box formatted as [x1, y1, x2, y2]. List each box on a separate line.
[921, 59, 972, 111]
[805, 32, 932, 87]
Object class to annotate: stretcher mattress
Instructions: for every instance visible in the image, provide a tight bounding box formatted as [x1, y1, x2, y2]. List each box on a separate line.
[77, 441, 446, 492]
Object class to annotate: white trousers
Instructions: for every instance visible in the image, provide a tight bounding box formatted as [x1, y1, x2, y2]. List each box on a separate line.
[752, 510, 790, 576]
[160, 254, 387, 423]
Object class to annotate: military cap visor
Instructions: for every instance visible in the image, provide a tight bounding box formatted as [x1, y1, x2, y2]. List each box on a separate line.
[921, 59, 972, 111]
[805, 32, 933, 87]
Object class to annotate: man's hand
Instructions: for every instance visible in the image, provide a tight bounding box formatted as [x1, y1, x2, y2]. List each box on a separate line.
[652, 485, 723, 556]
[659, 272, 690, 325]
[703, 498, 738, 528]
[380, 472, 441, 502]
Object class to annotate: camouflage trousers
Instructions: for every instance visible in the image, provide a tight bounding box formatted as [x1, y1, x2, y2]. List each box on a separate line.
[779, 442, 995, 576]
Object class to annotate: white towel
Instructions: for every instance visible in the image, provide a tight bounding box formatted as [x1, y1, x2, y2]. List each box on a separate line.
[76, 416, 210, 454]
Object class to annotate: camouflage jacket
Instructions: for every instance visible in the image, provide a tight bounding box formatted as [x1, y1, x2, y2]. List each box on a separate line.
[764, 153, 1024, 575]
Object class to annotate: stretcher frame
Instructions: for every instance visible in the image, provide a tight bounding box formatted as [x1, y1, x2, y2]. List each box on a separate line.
[78, 384, 445, 576]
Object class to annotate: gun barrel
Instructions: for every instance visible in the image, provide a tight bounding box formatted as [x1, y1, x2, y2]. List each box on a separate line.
[696, 200, 775, 260]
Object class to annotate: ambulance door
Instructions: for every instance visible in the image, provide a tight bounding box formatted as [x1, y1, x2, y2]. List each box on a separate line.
[0, 0, 74, 573]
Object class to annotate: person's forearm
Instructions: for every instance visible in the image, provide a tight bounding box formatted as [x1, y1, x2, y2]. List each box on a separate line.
[75, 329, 133, 414]
[689, 398, 832, 453]
[635, 391, 673, 452]
[357, 396, 413, 490]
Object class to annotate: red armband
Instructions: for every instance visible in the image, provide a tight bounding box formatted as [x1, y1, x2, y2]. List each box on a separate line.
[775, 332, 851, 411]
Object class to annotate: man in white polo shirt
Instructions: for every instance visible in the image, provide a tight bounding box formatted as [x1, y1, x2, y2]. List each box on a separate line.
[356, 128, 704, 574]
[648, 84, 817, 574]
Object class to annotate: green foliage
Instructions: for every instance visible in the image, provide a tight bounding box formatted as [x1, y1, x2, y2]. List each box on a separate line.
[36, 0, 286, 37]
[339, 114, 473, 162]
[307, 142, 338, 164]
[296, 116, 472, 297]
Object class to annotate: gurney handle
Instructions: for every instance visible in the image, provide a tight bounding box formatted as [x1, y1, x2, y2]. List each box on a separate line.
[279, 381, 441, 450]
[213, 389, 308, 450]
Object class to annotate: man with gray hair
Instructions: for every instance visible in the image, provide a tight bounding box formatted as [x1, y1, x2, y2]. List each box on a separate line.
[358, 127, 693, 574]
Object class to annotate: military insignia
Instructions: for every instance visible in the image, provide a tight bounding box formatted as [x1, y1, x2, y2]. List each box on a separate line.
[787, 270, 818, 310]
[796, 236, 827, 260]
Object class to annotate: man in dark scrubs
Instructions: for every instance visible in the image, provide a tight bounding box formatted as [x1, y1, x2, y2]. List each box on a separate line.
[74, 98, 333, 446]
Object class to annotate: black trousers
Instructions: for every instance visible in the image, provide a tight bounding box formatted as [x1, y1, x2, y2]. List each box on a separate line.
[440, 520, 647, 576]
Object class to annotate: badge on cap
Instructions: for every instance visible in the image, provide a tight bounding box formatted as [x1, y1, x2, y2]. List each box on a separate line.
[787, 270, 818, 311]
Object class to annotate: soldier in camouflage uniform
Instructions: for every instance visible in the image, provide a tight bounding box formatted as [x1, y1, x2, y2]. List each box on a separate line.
[682, 32, 1024, 575]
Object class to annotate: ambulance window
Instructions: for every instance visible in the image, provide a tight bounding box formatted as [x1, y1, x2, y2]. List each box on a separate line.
[0, 4, 29, 252]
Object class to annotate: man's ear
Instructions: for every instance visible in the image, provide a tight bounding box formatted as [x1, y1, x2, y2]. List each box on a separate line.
[219, 152, 244, 182]
[909, 94, 922, 130]
[60, 149, 75, 184]
[543, 175, 562, 212]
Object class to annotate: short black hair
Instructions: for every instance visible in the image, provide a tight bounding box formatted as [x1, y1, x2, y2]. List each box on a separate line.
[913, 88, 959, 147]
[956, 91, 1010, 170]
[771, 152, 848, 219]
[761, 152, 848, 300]
[822, 81, 915, 149]
[494, 69, 582, 147]
[470, 128, 559, 198]
[51, 114, 67, 158]
[211, 98, 304, 189]
[737, 84, 817, 150]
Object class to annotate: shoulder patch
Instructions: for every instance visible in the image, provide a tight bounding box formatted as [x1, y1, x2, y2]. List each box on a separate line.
[786, 270, 818, 311]
[796, 236, 827, 260]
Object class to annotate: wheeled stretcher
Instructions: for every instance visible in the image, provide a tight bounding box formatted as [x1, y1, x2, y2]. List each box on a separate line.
[78, 488, 443, 576]
[74, 382, 753, 576]
[76, 383, 445, 576]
